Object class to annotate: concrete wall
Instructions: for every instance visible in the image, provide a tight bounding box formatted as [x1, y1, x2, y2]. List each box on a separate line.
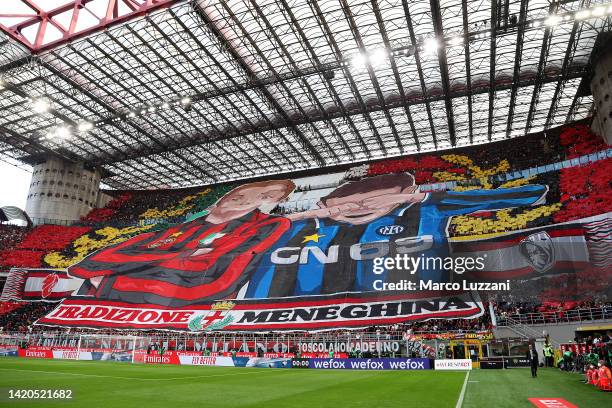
[96, 191, 114, 209]
[25, 157, 101, 223]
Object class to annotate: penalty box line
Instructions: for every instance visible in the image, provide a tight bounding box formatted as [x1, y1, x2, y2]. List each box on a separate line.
[0, 367, 285, 381]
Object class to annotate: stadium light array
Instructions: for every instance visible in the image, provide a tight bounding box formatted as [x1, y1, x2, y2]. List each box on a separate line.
[422, 38, 439, 55]
[46, 125, 71, 140]
[55, 126, 71, 138]
[349, 48, 390, 72]
[350, 53, 367, 70]
[541, 4, 612, 27]
[10, 2, 612, 138]
[575, 10, 591, 19]
[448, 36, 464, 47]
[32, 98, 50, 114]
[77, 121, 94, 132]
[592, 6, 606, 16]
[369, 49, 388, 68]
[545, 15, 562, 26]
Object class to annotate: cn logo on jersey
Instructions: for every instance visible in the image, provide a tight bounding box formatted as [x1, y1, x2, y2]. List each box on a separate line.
[41, 273, 59, 298]
[376, 225, 404, 236]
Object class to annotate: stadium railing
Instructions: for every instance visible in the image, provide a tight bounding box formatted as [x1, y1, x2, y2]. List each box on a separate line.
[494, 315, 554, 346]
[0, 329, 491, 351]
[0, 329, 484, 343]
[496, 306, 612, 327]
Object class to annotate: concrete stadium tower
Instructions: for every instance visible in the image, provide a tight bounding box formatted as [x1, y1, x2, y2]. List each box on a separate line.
[591, 37, 612, 145]
[25, 157, 102, 224]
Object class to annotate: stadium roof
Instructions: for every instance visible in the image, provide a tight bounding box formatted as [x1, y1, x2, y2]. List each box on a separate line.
[0, 0, 610, 189]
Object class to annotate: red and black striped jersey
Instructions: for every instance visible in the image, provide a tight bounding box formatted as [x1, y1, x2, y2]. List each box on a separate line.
[69, 210, 290, 307]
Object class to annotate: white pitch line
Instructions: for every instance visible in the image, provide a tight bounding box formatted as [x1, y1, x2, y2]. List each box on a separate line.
[455, 370, 470, 408]
[0, 367, 282, 381]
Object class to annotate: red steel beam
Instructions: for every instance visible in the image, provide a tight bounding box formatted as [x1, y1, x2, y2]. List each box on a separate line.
[0, 0, 179, 53]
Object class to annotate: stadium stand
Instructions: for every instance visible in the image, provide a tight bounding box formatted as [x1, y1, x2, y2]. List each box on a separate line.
[1, 124, 593, 272]
[0, 302, 54, 333]
[0, 301, 21, 317]
[0, 225, 91, 270]
[79, 193, 132, 223]
[16, 225, 91, 251]
[0, 249, 44, 269]
[0, 2, 611, 406]
[0, 124, 607, 272]
[0, 122, 608, 337]
[0, 225, 29, 251]
[495, 302, 612, 325]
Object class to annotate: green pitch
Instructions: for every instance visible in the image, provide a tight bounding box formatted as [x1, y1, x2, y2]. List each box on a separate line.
[0, 358, 609, 408]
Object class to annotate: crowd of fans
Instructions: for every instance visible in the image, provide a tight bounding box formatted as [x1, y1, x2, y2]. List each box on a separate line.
[553, 123, 611, 222]
[554, 158, 612, 223]
[0, 225, 91, 270]
[468, 133, 564, 171]
[559, 329, 612, 391]
[76, 184, 235, 228]
[58, 121, 604, 232]
[0, 225, 29, 251]
[0, 225, 31, 270]
[405, 317, 491, 334]
[494, 301, 612, 324]
[80, 193, 132, 223]
[366, 128, 565, 180]
[0, 249, 44, 269]
[495, 301, 611, 315]
[16, 225, 91, 251]
[0, 302, 55, 333]
[367, 154, 456, 182]
[560, 123, 608, 159]
[0, 301, 21, 317]
[88, 189, 196, 226]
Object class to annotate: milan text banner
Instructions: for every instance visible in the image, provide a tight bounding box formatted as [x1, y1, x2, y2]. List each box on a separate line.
[36, 292, 483, 332]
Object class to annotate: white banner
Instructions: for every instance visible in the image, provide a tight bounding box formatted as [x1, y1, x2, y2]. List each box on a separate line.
[177, 355, 235, 366]
[434, 359, 472, 370]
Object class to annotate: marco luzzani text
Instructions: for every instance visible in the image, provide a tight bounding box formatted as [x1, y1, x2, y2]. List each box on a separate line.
[371, 254, 511, 292]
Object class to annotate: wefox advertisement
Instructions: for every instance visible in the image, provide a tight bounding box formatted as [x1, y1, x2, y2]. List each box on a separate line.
[308, 358, 431, 370]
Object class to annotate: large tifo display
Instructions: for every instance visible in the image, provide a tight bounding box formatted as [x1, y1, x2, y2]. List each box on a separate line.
[2, 171, 608, 331]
